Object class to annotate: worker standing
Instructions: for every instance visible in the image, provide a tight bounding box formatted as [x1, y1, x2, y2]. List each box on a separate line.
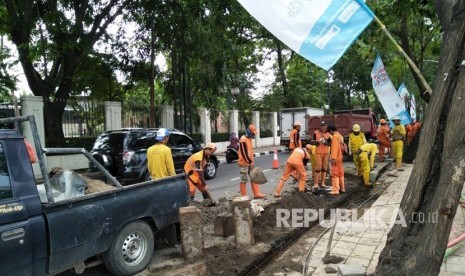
[356, 143, 378, 186]
[310, 121, 331, 190]
[327, 125, 345, 195]
[274, 145, 312, 197]
[405, 120, 417, 146]
[288, 121, 303, 181]
[391, 117, 406, 171]
[377, 119, 391, 162]
[147, 128, 175, 180]
[238, 124, 266, 199]
[184, 143, 217, 204]
[348, 124, 367, 176]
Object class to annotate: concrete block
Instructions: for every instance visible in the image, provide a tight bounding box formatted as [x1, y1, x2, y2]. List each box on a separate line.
[369, 171, 377, 182]
[232, 196, 254, 247]
[337, 264, 366, 276]
[179, 206, 204, 260]
[214, 212, 234, 237]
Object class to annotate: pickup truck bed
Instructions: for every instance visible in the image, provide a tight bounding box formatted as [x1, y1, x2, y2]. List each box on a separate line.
[0, 115, 189, 276]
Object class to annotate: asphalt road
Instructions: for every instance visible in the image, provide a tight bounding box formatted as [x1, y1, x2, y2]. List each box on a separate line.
[195, 151, 290, 201]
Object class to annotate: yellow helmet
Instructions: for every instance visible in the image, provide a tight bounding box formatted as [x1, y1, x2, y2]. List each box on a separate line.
[352, 124, 361, 132]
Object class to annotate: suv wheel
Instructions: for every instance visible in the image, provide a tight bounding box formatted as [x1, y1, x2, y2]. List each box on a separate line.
[204, 159, 217, 179]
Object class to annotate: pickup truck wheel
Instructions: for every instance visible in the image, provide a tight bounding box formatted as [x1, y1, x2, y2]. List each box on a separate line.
[103, 220, 154, 276]
[204, 159, 217, 179]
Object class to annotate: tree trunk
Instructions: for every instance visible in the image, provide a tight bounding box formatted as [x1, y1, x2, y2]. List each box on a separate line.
[376, 2, 465, 274]
[274, 38, 288, 100]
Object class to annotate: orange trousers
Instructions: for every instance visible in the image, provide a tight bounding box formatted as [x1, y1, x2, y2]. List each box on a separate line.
[314, 153, 329, 186]
[275, 162, 307, 196]
[187, 178, 207, 196]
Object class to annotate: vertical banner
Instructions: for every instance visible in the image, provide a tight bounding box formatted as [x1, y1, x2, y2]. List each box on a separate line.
[397, 82, 410, 112]
[371, 55, 411, 126]
[410, 93, 416, 121]
[236, 0, 374, 71]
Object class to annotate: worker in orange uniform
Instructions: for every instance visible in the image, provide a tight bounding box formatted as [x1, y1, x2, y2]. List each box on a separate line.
[274, 145, 312, 197]
[288, 121, 303, 181]
[147, 128, 175, 180]
[391, 117, 406, 170]
[184, 143, 217, 204]
[327, 125, 345, 195]
[377, 119, 391, 162]
[238, 124, 266, 199]
[348, 124, 366, 176]
[356, 143, 378, 186]
[310, 121, 331, 190]
[405, 119, 418, 146]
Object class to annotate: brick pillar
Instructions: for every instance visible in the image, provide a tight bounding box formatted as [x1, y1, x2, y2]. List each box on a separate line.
[161, 105, 174, 129]
[232, 196, 254, 247]
[179, 206, 204, 260]
[104, 101, 121, 131]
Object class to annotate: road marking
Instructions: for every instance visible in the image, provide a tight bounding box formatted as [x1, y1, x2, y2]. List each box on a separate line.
[231, 177, 240, 181]
[263, 169, 272, 173]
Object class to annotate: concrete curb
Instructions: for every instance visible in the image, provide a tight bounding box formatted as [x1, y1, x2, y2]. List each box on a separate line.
[217, 148, 288, 164]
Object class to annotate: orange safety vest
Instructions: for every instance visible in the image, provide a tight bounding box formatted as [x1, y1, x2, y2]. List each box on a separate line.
[289, 128, 302, 150]
[287, 147, 309, 166]
[183, 151, 205, 183]
[330, 132, 344, 161]
[314, 130, 331, 154]
[238, 135, 254, 167]
[406, 124, 417, 139]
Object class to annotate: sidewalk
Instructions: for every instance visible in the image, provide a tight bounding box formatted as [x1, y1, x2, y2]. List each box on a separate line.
[305, 164, 465, 275]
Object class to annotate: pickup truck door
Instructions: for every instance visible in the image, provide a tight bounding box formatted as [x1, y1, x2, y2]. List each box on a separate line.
[0, 141, 47, 276]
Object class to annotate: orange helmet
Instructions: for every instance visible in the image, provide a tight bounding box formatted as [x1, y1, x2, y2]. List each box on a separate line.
[380, 119, 386, 124]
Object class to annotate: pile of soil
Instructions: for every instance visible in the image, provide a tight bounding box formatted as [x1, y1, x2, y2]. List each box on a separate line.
[188, 174, 363, 275]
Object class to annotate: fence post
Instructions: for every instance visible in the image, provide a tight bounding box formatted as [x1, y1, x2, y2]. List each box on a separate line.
[161, 105, 174, 129]
[198, 108, 211, 145]
[252, 111, 260, 147]
[271, 112, 279, 146]
[20, 96, 45, 147]
[104, 101, 121, 131]
[230, 110, 239, 137]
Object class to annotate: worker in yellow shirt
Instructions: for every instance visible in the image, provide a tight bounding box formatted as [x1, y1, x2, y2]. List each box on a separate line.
[391, 117, 406, 171]
[147, 128, 175, 180]
[348, 124, 366, 176]
[356, 143, 378, 186]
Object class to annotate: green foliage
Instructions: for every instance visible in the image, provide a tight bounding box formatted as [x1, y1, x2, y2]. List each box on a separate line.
[211, 132, 230, 143]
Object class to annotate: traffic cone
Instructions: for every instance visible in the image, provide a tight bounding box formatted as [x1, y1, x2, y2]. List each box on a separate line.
[272, 148, 280, 169]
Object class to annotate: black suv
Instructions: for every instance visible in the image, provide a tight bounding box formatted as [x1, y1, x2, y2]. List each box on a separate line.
[90, 128, 218, 185]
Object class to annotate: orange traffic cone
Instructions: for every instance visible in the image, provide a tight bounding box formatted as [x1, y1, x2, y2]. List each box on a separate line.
[272, 148, 279, 169]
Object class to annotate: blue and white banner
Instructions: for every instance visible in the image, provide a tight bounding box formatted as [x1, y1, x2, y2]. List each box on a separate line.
[237, 0, 374, 71]
[410, 93, 416, 122]
[397, 82, 410, 115]
[371, 55, 411, 126]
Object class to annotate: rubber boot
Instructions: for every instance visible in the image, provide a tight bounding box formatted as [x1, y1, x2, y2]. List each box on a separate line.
[329, 178, 340, 195]
[313, 171, 320, 189]
[251, 182, 266, 199]
[339, 177, 345, 193]
[320, 172, 328, 188]
[275, 180, 285, 197]
[396, 158, 404, 170]
[240, 182, 247, 196]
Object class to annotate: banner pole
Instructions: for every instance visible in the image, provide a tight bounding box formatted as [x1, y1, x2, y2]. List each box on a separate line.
[372, 16, 432, 96]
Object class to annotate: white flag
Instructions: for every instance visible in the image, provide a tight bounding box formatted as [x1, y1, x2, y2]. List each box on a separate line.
[371, 55, 411, 126]
[237, 0, 374, 70]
